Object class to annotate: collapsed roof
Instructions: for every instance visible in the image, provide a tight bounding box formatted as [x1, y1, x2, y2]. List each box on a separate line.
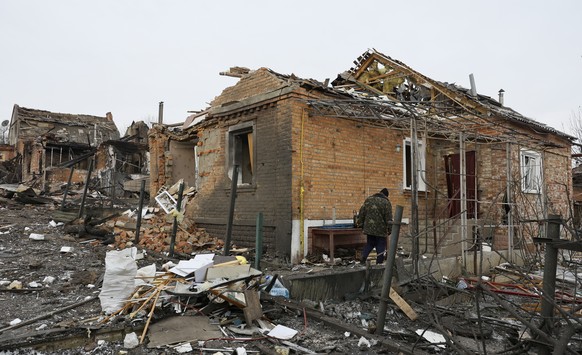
[9, 104, 120, 147]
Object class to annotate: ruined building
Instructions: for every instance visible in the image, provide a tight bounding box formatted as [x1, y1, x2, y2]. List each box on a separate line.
[8, 104, 120, 191]
[149, 49, 573, 268]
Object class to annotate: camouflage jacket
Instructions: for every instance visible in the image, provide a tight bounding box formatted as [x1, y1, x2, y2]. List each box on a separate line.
[356, 193, 392, 237]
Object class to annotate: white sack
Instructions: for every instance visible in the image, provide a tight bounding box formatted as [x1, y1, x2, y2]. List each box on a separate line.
[99, 247, 138, 314]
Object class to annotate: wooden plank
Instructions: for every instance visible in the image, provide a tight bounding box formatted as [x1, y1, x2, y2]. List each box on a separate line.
[389, 287, 418, 321]
[242, 289, 263, 326]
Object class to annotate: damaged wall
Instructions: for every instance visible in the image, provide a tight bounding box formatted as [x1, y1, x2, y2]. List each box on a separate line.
[159, 53, 573, 263]
[8, 105, 120, 187]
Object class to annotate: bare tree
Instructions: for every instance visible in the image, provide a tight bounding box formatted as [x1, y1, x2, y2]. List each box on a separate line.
[568, 106, 582, 166]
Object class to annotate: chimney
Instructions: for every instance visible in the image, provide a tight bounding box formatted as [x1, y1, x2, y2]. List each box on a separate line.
[105, 112, 113, 121]
[498, 89, 505, 106]
[158, 101, 164, 124]
[469, 73, 477, 97]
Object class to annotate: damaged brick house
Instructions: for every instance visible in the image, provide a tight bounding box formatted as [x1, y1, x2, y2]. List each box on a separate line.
[95, 121, 150, 198]
[150, 49, 573, 264]
[8, 104, 120, 191]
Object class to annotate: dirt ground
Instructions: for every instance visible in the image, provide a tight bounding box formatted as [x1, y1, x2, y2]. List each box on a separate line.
[0, 204, 405, 354]
[1, 203, 581, 354]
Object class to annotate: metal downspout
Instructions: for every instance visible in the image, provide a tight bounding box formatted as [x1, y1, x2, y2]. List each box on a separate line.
[300, 109, 306, 258]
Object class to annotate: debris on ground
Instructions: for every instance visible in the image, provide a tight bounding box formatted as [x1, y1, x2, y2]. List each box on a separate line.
[2, 199, 582, 354]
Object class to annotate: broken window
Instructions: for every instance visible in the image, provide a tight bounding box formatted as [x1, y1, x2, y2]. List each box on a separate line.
[227, 122, 255, 186]
[520, 149, 542, 193]
[45, 145, 91, 169]
[403, 138, 426, 191]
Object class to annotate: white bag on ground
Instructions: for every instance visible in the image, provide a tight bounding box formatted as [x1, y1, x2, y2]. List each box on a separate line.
[99, 247, 138, 314]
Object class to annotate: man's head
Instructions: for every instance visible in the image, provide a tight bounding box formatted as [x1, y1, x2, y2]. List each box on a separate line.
[380, 188, 389, 197]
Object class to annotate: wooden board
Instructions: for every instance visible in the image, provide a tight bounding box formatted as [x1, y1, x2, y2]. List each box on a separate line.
[389, 287, 418, 321]
[242, 289, 263, 326]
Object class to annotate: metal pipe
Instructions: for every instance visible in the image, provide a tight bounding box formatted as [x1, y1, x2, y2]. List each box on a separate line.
[469, 73, 477, 97]
[158, 101, 164, 125]
[224, 165, 239, 255]
[135, 179, 146, 244]
[169, 181, 185, 257]
[254, 212, 264, 270]
[410, 118, 419, 275]
[459, 132, 467, 268]
[376, 205, 404, 335]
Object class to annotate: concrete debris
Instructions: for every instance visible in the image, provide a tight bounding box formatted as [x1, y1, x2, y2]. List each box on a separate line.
[28, 233, 45, 241]
[123, 332, 139, 349]
[415, 329, 446, 348]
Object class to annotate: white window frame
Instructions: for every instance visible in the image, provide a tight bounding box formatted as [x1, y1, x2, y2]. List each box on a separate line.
[403, 138, 426, 191]
[520, 149, 542, 194]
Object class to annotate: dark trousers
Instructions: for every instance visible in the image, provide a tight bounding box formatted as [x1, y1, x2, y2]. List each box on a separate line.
[361, 235, 387, 264]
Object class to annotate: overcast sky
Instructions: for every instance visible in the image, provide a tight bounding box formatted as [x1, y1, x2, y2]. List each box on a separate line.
[1, 1, 580, 136]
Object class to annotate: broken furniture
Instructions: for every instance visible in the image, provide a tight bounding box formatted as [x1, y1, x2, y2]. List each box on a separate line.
[310, 225, 365, 263]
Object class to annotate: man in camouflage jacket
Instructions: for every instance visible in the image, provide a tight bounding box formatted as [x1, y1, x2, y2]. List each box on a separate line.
[356, 188, 392, 264]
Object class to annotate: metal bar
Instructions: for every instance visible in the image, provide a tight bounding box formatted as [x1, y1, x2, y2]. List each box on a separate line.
[135, 179, 146, 244]
[539, 214, 561, 355]
[169, 182, 185, 257]
[224, 165, 239, 256]
[376, 205, 404, 335]
[61, 167, 75, 210]
[78, 157, 94, 218]
[254, 212, 264, 270]
[262, 291, 425, 355]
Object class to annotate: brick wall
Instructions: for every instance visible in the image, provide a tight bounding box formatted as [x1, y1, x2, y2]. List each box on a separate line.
[185, 101, 292, 256]
[292, 113, 405, 222]
[210, 68, 286, 107]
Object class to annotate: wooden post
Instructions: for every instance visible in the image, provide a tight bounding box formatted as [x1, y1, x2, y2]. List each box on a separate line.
[539, 214, 561, 355]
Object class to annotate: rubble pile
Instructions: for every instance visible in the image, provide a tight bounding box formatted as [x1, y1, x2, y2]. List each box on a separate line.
[109, 210, 223, 254]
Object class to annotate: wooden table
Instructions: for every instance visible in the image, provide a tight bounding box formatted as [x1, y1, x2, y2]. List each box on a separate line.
[310, 227, 365, 263]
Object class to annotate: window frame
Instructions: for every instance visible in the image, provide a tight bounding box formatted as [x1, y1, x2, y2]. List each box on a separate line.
[403, 137, 426, 191]
[520, 149, 542, 194]
[226, 121, 256, 187]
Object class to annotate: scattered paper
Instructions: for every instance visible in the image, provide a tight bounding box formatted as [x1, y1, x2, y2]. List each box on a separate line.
[29, 233, 45, 241]
[9, 318, 22, 326]
[267, 324, 298, 340]
[169, 254, 214, 281]
[416, 329, 446, 348]
[48, 220, 63, 227]
[60, 246, 73, 253]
